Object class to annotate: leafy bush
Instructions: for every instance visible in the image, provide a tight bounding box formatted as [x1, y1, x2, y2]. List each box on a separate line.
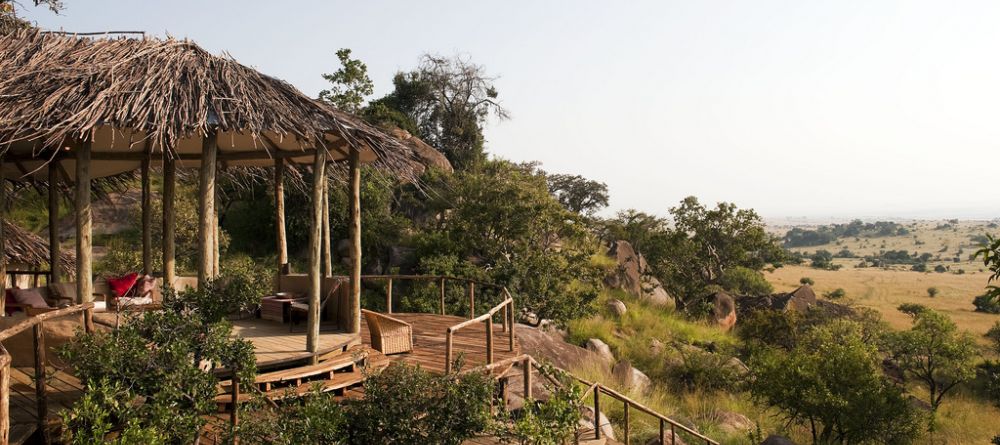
[665, 344, 741, 393]
[927, 287, 940, 298]
[344, 362, 494, 444]
[719, 266, 773, 296]
[973, 234, 1000, 314]
[493, 364, 583, 445]
[823, 288, 847, 300]
[799, 277, 814, 286]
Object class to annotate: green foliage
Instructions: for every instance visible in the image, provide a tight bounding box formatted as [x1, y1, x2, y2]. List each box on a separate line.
[343, 362, 494, 445]
[809, 250, 835, 270]
[799, 277, 814, 286]
[749, 321, 923, 445]
[642, 197, 785, 310]
[823, 288, 847, 299]
[138, 180, 227, 275]
[494, 366, 582, 445]
[886, 306, 978, 414]
[318, 48, 374, 113]
[596, 209, 667, 255]
[96, 237, 144, 276]
[665, 344, 741, 393]
[974, 234, 1000, 313]
[58, 282, 257, 443]
[927, 286, 940, 298]
[545, 173, 609, 216]
[719, 266, 773, 296]
[230, 389, 347, 444]
[365, 54, 508, 169]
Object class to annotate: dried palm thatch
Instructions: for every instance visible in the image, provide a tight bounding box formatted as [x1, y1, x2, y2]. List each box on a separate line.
[1, 217, 74, 276]
[0, 29, 417, 182]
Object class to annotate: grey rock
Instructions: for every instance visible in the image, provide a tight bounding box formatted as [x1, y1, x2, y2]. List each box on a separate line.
[585, 338, 615, 364]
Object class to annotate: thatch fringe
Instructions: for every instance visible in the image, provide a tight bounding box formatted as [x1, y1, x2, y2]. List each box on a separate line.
[0, 29, 417, 182]
[1, 217, 74, 275]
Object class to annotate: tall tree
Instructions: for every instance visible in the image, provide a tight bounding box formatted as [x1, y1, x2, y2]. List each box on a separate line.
[546, 173, 609, 216]
[1, 0, 62, 33]
[318, 48, 374, 113]
[366, 54, 508, 170]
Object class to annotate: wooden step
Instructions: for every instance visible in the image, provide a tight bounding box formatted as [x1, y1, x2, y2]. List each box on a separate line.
[9, 423, 37, 445]
[216, 369, 366, 406]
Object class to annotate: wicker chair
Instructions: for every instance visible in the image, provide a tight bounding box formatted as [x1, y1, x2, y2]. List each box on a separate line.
[362, 309, 413, 355]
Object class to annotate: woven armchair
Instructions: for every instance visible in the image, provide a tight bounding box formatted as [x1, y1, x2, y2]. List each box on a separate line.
[362, 309, 413, 355]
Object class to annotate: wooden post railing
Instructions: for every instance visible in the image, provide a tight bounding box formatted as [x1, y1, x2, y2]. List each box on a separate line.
[385, 278, 393, 314]
[439, 277, 446, 315]
[444, 297, 513, 374]
[468, 281, 475, 319]
[0, 303, 96, 444]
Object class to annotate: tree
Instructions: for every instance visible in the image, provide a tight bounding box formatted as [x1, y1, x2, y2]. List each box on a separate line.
[886, 305, 978, 416]
[318, 48, 374, 113]
[927, 287, 939, 298]
[545, 173, 609, 216]
[800, 277, 815, 286]
[0, 0, 62, 33]
[365, 54, 509, 169]
[597, 209, 667, 256]
[974, 234, 1000, 313]
[647, 197, 785, 309]
[809, 250, 835, 269]
[749, 321, 922, 445]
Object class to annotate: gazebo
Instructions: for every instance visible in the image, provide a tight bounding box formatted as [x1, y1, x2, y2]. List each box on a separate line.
[0, 30, 415, 353]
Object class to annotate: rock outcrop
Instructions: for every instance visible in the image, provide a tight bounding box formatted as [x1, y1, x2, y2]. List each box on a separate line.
[605, 240, 674, 306]
[714, 410, 755, 435]
[607, 299, 627, 317]
[579, 406, 616, 441]
[761, 435, 797, 445]
[612, 360, 651, 394]
[391, 128, 454, 175]
[707, 291, 737, 331]
[585, 338, 616, 364]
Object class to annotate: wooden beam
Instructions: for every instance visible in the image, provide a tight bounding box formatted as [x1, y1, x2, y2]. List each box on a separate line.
[0, 356, 10, 445]
[4, 148, 324, 163]
[0, 155, 6, 315]
[197, 132, 218, 288]
[307, 150, 327, 354]
[322, 180, 332, 278]
[274, 157, 287, 281]
[141, 153, 152, 276]
[48, 162, 61, 283]
[76, 141, 93, 303]
[162, 155, 176, 286]
[213, 167, 222, 277]
[347, 146, 362, 334]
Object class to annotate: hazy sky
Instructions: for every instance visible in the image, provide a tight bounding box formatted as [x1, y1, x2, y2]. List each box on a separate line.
[20, 1, 1000, 219]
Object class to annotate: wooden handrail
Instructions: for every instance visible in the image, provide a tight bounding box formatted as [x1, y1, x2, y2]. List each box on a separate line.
[0, 303, 95, 444]
[462, 353, 720, 445]
[360, 274, 505, 316]
[445, 297, 515, 374]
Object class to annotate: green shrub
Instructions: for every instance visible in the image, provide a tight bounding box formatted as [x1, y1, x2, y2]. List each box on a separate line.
[823, 288, 847, 300]
[719, 266, 773, 296]
[799, 277, 814, 286]
[494, 364, 583, 445]
[665, 344, 741, 393]
[927, 287, 940, 298]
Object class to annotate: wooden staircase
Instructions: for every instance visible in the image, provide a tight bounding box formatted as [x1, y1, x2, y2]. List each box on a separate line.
[215, 344, 388, 409]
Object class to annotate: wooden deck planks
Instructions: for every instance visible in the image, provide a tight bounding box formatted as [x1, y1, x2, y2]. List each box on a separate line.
[230, 319, 359, 369]
[360, 313, 520, 375]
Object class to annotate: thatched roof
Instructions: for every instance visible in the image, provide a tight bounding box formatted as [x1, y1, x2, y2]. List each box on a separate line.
[0, 30, 416, 181]
[2, 218, 74, 275]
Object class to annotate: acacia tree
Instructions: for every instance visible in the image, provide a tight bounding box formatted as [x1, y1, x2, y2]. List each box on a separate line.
[546, 173, 609, 216]
[886, 304, 978, 418]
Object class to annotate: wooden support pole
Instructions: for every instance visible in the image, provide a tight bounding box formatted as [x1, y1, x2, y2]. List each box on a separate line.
[84, 307, 94, 334]
[141, 154, 152, 276]
[445, 330, 454, 374]
[76, 142, 93, 304]
[0, 357, 10, 445]
[508, 303, 515, 352]
[322, 181, 332, 278]
[197, 132, 218, 288]
[594, 386, 601, 440]
[0, 156, 5, 314]
[230, 377, 240, 429]
[439, 277, 446, 315]
[274, 157, 288, 282]
[623, 402, 631, 445]
[48, 162, 60, 284]
[469, 282, 475, 319]
[486, 314, 494, 365]
[347, 147, 362, 334]
[523, 356, 532, 399]
[385, 278, 393, 313]
[213, 179, 221, 277]
[162, 155, 176, 287]
[307, 150, 327, 354]
[659, 419, 666, 445]
[33, 324, 48, 443]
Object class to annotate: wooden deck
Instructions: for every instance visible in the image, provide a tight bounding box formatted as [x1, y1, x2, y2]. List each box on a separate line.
[360, 313, 520, 374]
[6, 366, 84, 443]
[230, 318, 359, 369]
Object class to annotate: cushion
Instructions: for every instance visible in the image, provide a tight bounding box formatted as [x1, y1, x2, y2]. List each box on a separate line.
[107, 273, 139, 298]
[11, 288, 50, 309]
[4, 288, 19, 316]
[137, 275, 158, 299]
[118, 296, 153, 308]
[48, 282, 77, 302]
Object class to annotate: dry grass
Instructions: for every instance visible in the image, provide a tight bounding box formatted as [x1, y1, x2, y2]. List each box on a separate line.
[766, 265, 999, 341]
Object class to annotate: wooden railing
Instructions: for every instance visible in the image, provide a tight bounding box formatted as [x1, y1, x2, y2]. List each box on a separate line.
[0, 303, 95, 444]
[358, 275, 516, 375]
[4, 270, 52, 289]
[465, 354, 719, 445]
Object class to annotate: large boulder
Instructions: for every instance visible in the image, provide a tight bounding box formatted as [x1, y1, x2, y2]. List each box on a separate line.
[585, 338, 615, 364]
[707, 291, 737, 331]
[612, 360, 651, 394]
[607, 299, 628, 317]
[761, 435, 797, 445]
[781, 285, 816, 313]
[605, 240, 645, 297]
[642, 275, 674, 308]
[390, 128, 454, 175]
[715, 410, 755, 435]
[579, 406, 616, 441]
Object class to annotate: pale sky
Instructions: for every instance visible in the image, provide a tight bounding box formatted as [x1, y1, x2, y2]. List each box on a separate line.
[20, 1, 1000, 219]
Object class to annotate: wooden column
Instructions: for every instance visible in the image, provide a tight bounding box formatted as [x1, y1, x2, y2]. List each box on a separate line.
[347, 147, 361, 334]
[162, 155, 176, 286]
[274, 158, 288, 279]
[48, 162, 61, 284]
[197, 132, 218, 288]
[322, 182, 332, 277]
[140, 154, 152, 276]
[213, 175, 221, 277]
[76, 142, 93, 304]
[33, 324, 48, 443]
[0, 156, 6, 315]
[0, 355, 10, 445]
[307, 150, 327, 354]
